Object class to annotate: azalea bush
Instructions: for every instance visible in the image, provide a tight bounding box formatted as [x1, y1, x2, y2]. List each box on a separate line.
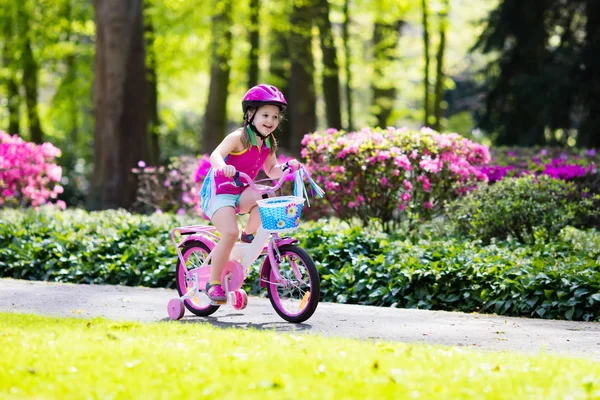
[481, 147, 599, 183]
[301, 127, 490, 231]
[131, 155, 207, 215]
[0, 131, 65, 209]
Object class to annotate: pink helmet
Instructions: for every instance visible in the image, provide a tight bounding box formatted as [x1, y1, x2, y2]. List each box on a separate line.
[242, 84, 287, 113]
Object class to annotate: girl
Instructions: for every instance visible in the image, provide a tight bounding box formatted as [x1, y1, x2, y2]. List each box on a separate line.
[201, 84, 301, 302]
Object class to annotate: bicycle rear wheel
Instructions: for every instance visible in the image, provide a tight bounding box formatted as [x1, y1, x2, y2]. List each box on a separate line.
[175, 240, 220, 317]
[265, 245, 320, 323]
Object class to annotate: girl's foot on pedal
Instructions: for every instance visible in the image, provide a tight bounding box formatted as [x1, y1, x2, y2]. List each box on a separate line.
[206, 282, 226, 302]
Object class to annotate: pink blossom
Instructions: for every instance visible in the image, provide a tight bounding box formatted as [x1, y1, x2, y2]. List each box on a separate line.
[423, 201, 434, 209]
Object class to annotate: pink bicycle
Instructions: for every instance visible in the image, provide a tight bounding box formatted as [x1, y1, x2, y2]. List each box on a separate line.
[167, 168, 321, 323]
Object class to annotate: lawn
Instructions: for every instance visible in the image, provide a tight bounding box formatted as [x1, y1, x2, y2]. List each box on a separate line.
[0, 313, 599, 399]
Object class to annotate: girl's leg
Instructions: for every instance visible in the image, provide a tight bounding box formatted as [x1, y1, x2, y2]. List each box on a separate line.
[238, 187, 266, 237]
[209, 206, 239, 282]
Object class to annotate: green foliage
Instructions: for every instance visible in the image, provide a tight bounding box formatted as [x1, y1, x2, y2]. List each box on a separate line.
[560, 227, 600, 261]
[3, 208, 599, 321]
[0, 207, 197, 287]
[297, 221, 600, 321]
[445, 175, 596, 244]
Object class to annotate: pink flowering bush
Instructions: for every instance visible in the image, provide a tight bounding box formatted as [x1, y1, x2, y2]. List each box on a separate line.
[301, 127, 490, 231]
[132, 155, 206, 215]
[0, 131, 65, 209]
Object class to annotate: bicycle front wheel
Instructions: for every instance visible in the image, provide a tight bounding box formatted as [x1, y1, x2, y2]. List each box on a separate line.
[265, 245, 320, 323]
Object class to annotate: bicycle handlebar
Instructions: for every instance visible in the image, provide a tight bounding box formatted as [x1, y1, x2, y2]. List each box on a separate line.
[215, 166, 293, 195]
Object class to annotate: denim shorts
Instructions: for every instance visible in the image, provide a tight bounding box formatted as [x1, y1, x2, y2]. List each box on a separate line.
[205, 194, 241, 220]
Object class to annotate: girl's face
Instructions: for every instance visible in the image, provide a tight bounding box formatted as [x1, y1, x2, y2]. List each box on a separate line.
[249, 105, 280, 136]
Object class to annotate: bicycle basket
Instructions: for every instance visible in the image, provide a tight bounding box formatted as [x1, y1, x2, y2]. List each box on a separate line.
[256, 196, 305, 233]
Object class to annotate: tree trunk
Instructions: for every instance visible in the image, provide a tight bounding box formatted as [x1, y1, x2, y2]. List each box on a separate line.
[371, 19, 402, 129]
[316, 0, 341, 129]
[64, 0, 79, 145]
[16, 1, 43, 143]
[432, 0, 448, 132]
[145, 0, 160, 165]
[579, 0, 600, 147]
[202, 0, 233, 154]
[21, 38, 43, 143]
[248, 0, 260, 88]
[342, 0, 353, 131]
[90, 0, 148, 210]
[421, 0, 431, 127]
[288, 0, 317, 156]
[1, 11, 20, 135]
[268, 0, 291, 150]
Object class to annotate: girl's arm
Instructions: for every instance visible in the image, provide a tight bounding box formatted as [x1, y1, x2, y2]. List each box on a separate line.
[263, 154, 301, 179]
[210, 130, 243, 177]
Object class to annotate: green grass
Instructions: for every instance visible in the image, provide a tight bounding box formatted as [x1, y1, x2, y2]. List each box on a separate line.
[0, 313, 599, 399]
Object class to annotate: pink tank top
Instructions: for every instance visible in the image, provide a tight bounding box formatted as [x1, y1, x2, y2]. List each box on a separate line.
[214, 142, 271, 195]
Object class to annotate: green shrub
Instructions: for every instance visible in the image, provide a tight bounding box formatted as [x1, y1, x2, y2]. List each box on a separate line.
[298, 222, 600, 321]
[0, 207, 197, 287]
[2, 208, 599, 321]
[560, 227, 600, 260]
[445, 175, 595, 244]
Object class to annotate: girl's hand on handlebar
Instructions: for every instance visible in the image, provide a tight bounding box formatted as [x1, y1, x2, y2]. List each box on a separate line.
[217, 165, 236, 178]
[282, 159, 302, 172]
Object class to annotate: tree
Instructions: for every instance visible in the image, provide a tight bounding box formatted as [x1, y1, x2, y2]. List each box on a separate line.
[268, 0, 292, 150]
[578, 0, 600, 147]
[475, 0, 554, 145]
[90, 0, 148, 209]
[432, 0, 448, 132]
[202, 0, 233, 154]
[248, 0, 260, 88]
[421, 0, 431, 127]
[316, 0, 342, 130]
[342, 0, 354, 131]
[145, 0, 161, 165]
[16, 1, 43, 143]
[288, 0, 317, 155]
[371, 17, 403, 129]
[0, 2, 20, 135]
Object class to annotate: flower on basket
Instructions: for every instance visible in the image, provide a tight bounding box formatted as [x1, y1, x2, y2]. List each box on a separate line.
[286, 203, 299, 218]
[277, 220, 286, 229]
[294, 217, 300, 227]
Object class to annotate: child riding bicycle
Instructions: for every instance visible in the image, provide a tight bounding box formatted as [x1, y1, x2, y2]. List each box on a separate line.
[200, 84, 301, 302]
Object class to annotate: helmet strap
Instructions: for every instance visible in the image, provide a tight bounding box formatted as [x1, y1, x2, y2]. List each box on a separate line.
[245, 124, 271, 148]
[245, 111, 272, 141]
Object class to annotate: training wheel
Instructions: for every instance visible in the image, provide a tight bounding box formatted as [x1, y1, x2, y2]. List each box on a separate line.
[232, 289, 248, 310]
[167, 298, 185, 320]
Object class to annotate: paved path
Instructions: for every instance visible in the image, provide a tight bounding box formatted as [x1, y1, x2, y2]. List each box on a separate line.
[1, 278, 599, 361]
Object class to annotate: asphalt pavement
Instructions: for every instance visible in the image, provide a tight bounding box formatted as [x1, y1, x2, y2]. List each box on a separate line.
[1, 278, 599, 361]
